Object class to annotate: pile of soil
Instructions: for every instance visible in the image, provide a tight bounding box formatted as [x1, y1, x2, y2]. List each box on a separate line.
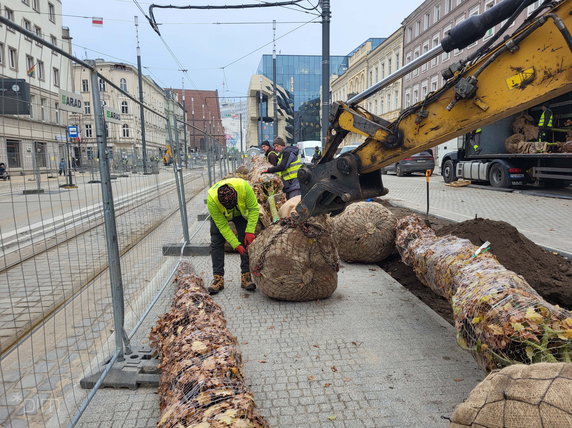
[378, 201, 572, 325]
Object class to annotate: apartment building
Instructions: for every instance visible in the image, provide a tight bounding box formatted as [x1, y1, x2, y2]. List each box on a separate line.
[0, 0, 74, 172]
[330, 33, 404, 146]
[72, 60, 174, 162]
[401, 0, 542, 167]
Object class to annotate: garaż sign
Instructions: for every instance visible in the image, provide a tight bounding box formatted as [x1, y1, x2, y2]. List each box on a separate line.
[104, 107, 121, 124]
[59, 89, 83, 114]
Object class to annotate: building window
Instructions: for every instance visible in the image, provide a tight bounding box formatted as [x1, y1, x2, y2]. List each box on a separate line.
[484, 1, 496, 38]
[442, 25, 452, 61]
[431, 35, 440, 67]
[407, 27, 413, 43]
[40, 98, 46, 121]
[37, 61, 44, 80]
[422, 41, 430, 72]
[26, 55, 35, 77]
[374, 67, 378, 83]
[22, 0, 30, 6]
[414, 21, 420, 38]
[122, 124, 130, 138]
[120, 78, 128, 92]
[434, 4, 441, 22]
[423, 13, 430, 31]
[0, 43, 4, 66]
[34, 142, 47, 168]
[430, 75, 439, 92]
[53, 67, 60, 86]
[8, 47, 17, 70]
[85, 124, 93, 138]
[7, 140, 21, 168]
[405, 91, 411, 108]
[388, 58, 392, 74]
[413, 87, 419, 104]
[380, 99, 384, 114]
[387, 94, 391, 112]
[29, 95, 35, 118]
[394, 91, 399, 110]
[5, 7, 15, 23]
[50, 35, 57, 47]
[34, 25, 42, 38]
[381, 63, 385, 79]
[121, 101, 129, 114]
[84, 101, 91, 114]
[421, 80, 428, 98]
[32, 0, 40, 12]
[55, 102, 60, 124]
[468, 6, 480, 47]
[23, 18, 32, 33]
[395, 53, 400, 69]
[48, 3, 55, 22]
[445, 0, 453, 14]
[99, 78, 106, 92]
[413, 48, 420, 76]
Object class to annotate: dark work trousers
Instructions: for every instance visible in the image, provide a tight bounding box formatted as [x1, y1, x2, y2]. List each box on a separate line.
[210, 216, 250, 276]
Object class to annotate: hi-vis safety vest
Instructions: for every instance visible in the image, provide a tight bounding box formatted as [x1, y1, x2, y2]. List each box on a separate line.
[266, 149, 278, 159]
[208, 177, 248, 221]
[277, 152, 302, 181]
[538, 111, 553, 128]
[473, 128, 482, 151]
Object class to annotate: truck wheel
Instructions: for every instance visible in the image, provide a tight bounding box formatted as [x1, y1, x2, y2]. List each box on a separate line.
[442, 160, 457, 183]
[489, 163, 511, 188]
[396, 164, 404, 177]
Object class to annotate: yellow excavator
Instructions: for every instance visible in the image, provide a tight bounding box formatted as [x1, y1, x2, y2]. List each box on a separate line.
[295, 0, 572, 221]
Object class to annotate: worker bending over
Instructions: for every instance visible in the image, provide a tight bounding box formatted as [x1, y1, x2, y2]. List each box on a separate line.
[263, 137, 302, 199]
[207, 178, 259, 295]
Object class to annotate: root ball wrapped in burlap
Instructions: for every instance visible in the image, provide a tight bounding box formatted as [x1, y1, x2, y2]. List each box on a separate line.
[329, 202, 396, 263]
[249, 216, 339, 301]
[450, 363, 572, 427]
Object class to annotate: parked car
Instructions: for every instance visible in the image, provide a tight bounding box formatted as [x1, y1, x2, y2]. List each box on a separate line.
[382, 151, 435, 176]
[335, 144, 360, 158]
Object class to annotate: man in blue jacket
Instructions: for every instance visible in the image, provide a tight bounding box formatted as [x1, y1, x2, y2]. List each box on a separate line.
[264, 137, 302, 199]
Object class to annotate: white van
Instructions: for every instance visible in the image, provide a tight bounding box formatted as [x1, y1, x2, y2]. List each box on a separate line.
[297, 140, 322, 164]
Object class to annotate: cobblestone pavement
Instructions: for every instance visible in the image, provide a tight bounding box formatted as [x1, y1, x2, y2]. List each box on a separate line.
[381, 174, 572, 254]
[78, 188, 484, 427]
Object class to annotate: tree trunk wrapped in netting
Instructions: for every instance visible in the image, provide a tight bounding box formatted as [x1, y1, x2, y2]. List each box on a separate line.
[396, 215, 572, 371]
[149, 262, 269, 428]
[249, 216, 339, 301]
[450, 362, 572, 427]
[329, 202, 396, 263]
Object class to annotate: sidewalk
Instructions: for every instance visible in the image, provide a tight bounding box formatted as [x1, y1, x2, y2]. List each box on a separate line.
[78, 189, 484, 427]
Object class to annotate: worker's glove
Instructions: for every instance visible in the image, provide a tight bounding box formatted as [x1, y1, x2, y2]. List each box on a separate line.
[244, 233, 256, 247]
[261, 169, 271, 174]
[235, 245, 247, 256]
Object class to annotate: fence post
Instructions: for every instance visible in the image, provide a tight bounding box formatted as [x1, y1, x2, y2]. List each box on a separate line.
[89, 61, 131, 359]
[206, 132, 213, 186]
[166, 111, 190, 243]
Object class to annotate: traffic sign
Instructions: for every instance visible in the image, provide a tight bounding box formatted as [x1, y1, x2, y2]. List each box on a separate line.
[67, 126, 79, 138]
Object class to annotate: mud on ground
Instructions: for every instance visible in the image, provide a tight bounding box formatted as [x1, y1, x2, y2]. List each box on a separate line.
[376, 200, 572, 325]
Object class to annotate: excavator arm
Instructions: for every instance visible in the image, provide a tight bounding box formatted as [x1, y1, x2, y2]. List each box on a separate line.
[295, 0, 572, 221]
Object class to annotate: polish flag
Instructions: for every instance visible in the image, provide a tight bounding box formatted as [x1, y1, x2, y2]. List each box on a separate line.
[92, 17, 103, 27]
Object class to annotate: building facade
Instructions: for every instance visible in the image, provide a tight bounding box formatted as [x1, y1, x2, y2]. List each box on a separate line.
[246, 74, 293, 147]
[72, 60, 175, 163]
[330, 34, 404, 146]
[0, 0, 74, 173]
[401, 0, 539, 168]
[257, 54, 348, 143]
[171, 89, 225, 153]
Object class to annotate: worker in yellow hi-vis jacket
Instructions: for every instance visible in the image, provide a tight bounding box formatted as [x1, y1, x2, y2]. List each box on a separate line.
[206, 177, 259, 295]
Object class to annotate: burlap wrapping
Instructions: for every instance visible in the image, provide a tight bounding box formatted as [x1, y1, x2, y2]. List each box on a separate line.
[505, 135, 548, 154]
[396, 215, 572, 371]
[505, 134, 524, 153]
[249, 216, 339, 301]
[329, 202, 396, 263]
[450, 363, 572, 427]
[512, 113, 535, 133]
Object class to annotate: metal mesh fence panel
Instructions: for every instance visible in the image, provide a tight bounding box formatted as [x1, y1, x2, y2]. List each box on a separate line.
[0, 16, 237, 426]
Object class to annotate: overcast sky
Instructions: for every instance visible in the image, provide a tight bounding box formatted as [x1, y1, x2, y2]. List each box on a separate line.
[62, 0, 422, 98]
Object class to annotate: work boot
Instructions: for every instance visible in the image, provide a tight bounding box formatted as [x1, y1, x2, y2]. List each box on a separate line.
[207, 275, 225, 295]
[240, 272, 256, 292]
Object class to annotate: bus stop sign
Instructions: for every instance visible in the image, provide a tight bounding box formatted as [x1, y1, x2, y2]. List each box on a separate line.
[67, 126, 79, 138]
